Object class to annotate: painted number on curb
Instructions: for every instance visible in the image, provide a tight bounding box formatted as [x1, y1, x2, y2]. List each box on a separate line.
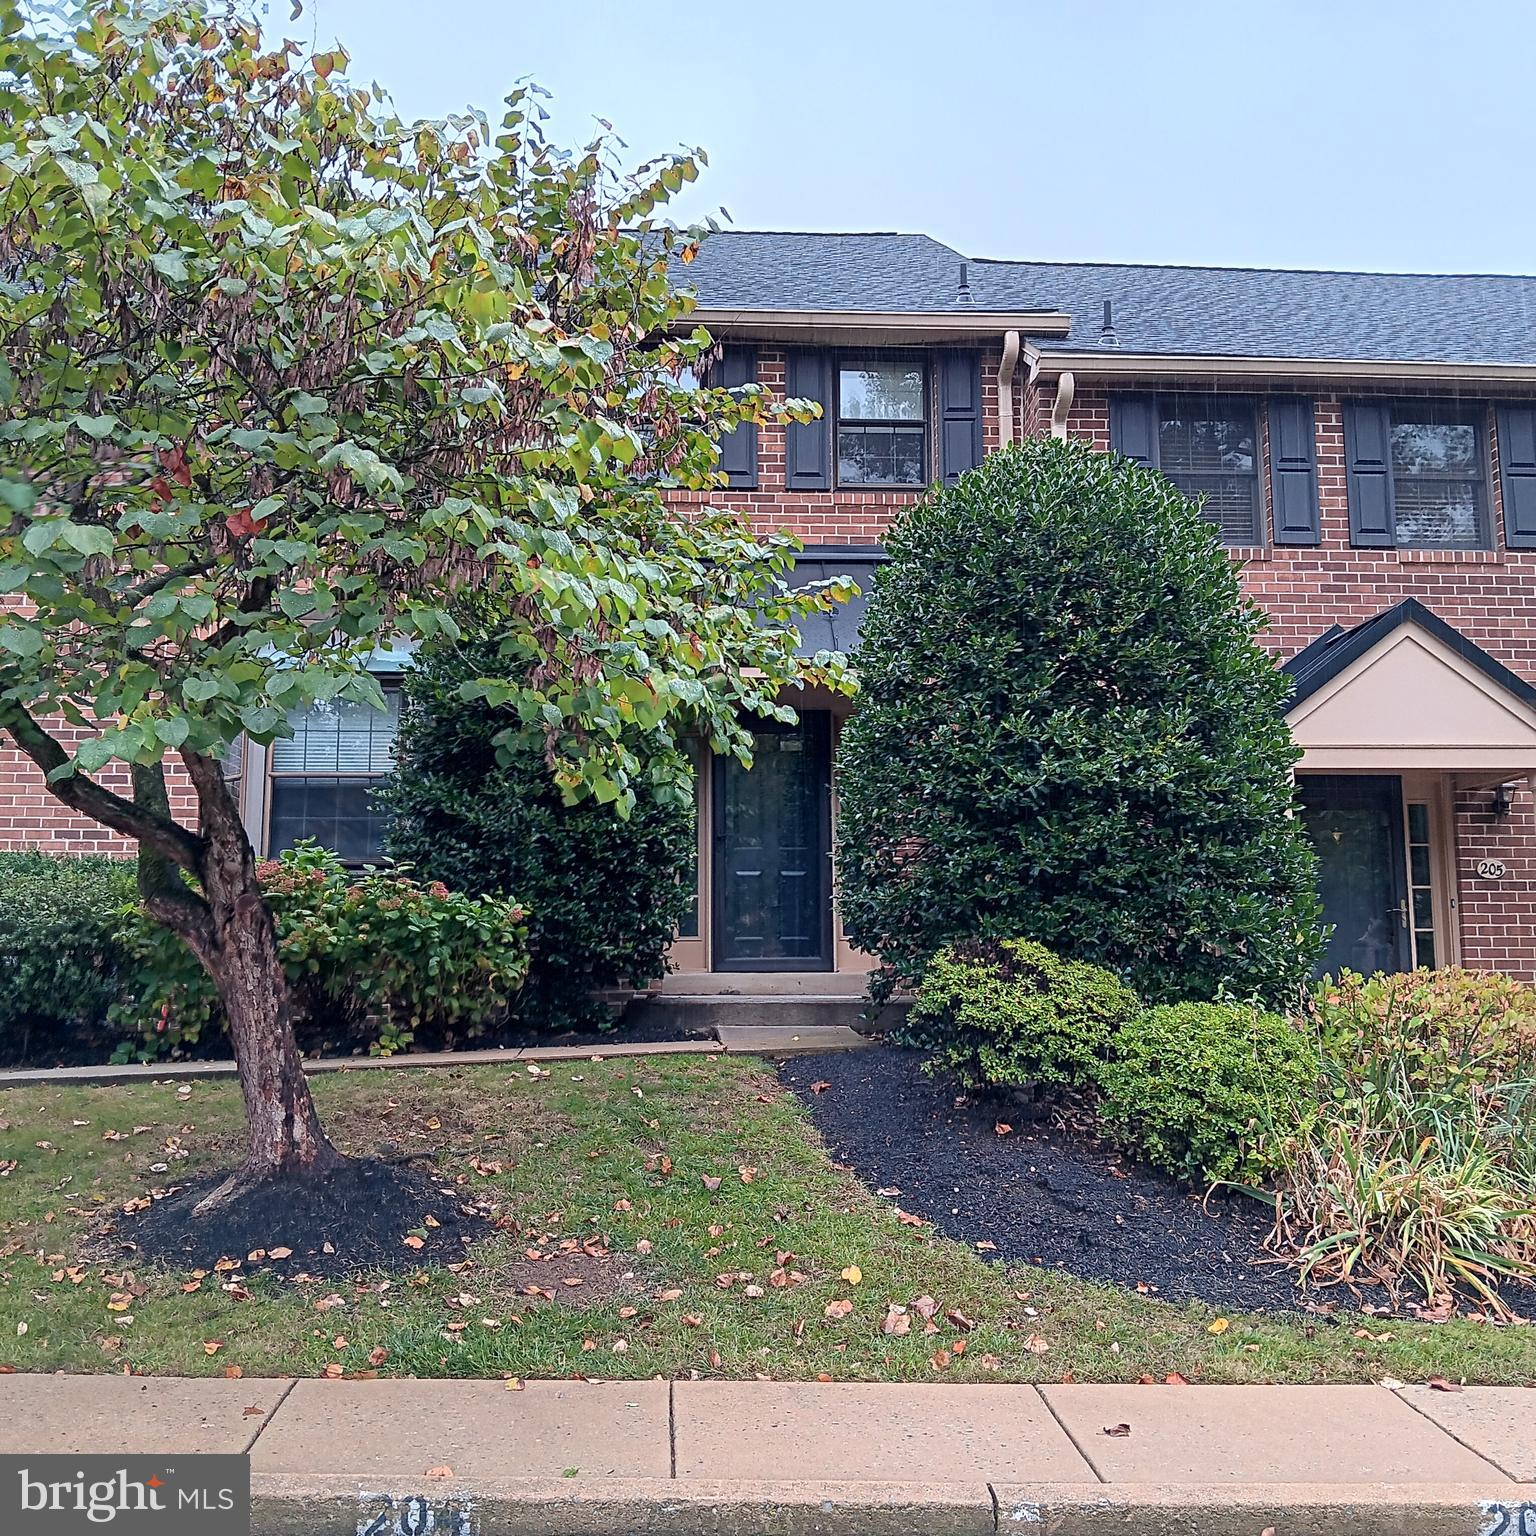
[1481, 1501, 1536, 1536]
[357, 1492, 475, 1536]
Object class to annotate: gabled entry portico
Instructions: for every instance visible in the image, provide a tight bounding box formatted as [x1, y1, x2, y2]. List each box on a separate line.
[1285, 600, 1536, 977]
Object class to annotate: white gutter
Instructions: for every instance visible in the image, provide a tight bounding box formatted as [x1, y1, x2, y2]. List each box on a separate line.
[1029, 349, 1536, 387]
[996, 330, 1021, 447]
[686, 307, 1073, 344]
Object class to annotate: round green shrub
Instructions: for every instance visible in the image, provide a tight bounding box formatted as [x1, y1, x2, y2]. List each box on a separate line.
[902, 937, 1140, 1091]
[1098, 1001, 1320, 1185]
[0, 850, 137, 1065]
[835, 437, 1322, 1008]
[379, 632, 695, 1032]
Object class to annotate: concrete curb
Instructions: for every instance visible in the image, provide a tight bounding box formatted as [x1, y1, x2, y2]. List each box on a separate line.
[247, 1476, 1535, 1536]
[0, 1028, 872, 1090]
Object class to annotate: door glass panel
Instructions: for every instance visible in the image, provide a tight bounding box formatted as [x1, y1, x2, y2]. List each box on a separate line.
[1405, 801, 1438, 969]
[1298, 776, 1409, 980]
[714, 716, 830, 968]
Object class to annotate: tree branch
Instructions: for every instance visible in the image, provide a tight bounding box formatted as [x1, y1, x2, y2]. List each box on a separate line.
[130, 761, 213, 945]
[0, 703, 204, 871]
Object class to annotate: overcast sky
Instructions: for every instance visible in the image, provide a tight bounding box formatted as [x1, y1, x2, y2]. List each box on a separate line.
[291, 0, 1536, 275]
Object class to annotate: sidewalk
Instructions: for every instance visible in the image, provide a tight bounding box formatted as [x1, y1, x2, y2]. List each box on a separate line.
[3, 1374, 1532, 1535]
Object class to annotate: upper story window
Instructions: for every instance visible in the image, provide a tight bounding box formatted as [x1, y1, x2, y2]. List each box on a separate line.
[1155, 398, 1261, 544]
[836, 358, 928, 487]
[1344, 400, 1491, 550]
[267, 685, 401, 863]
[1388, 406, 1488, 547]
[1109, 393, 1262, 544]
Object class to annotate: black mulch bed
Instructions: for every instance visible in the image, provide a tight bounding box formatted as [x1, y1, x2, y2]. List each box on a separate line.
[781, 1047, 1304, 1313]
[102, 1157, 492, 1279]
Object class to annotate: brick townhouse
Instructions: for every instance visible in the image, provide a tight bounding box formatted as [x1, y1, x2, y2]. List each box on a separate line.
[7, 231, 1536, 987]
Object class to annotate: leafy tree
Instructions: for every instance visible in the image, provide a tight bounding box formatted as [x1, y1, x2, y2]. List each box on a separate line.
[0, 0, 847, 1210]
[836, 437, 1321, 1008]
[380, 623, 695, 1032]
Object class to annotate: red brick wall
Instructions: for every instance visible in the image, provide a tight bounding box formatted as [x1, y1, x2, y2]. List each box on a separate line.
[7, 350, 1536, 977]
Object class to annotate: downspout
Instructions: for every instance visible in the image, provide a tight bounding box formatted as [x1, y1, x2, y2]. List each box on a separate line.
[996, 329, 1021, 447]
[1049, 370, 1076, 438]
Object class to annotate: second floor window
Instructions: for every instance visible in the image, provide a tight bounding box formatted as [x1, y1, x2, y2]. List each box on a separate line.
[267, 686, 401, 863]
[1389, 405, 1488, 548]
[1156, 398, 1261, 544]
[837, 359, 927, 486]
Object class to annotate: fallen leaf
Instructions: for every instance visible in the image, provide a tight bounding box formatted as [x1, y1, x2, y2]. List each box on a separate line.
[882, 1308, 911, 1337]
[368, 1347, 389, 1367]
[945, 1308, 976, 1332]
[1206, 1318, 1230, 1335]
[505, 1378, 524, 1391]
[979, 1353, 1002, 1372]
[995, 1122, 1013, 1136]
[202, 1340, 223, 1355]
[1103, 1423, 1132, 1437]
[912, 1295, 939, 1319]
[951, 1339, 967, 1357]
[738, 1166, 757, 1184]
[1427, 1376, 1464, 1393]
[1164, 1372, 1190, 1386]
[840, 1266, 862, 1286]
[1024, 1334, 1050, 1354]
[424, 1466, 453, 1481]
[321, 1363, 344, 1379]
[223, 1365, 243, 1379]
[701, 1176, 722, 1192]
[402, 1236, 425, 1251]
[824, 1299, 854, 1319]
[929, 1348, 952, 1370]
[810, 1081, 832, 1094]
[268, 1247, 293, 1260]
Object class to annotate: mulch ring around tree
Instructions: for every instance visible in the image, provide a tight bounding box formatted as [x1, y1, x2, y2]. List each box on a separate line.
[782, 1048, 1305, 1314]
[98, 1157, 495, 1280]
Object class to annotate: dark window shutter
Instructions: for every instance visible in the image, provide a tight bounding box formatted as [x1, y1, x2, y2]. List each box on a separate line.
[784, 350, 831, 491]
[1109, 394, 1158, 466]
[716, 346, 757, 488]
[1343, 401, 1394, 547]
[938, 351, 983, 485]
[1268, 398, 1320, 546]
[1497, 404, 1536, 550]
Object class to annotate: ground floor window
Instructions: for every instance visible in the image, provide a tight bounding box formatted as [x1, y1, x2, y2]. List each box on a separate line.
[265, 685, 401, 862]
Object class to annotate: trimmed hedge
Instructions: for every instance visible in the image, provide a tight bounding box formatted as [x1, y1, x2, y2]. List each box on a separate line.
[380, 632, 695, 1032]
[1098, 1001, 1319, 1185]
[902, 937, 1139, 1091]
[0, 849, 137, 1064]
[835, 437, 1323, 1008]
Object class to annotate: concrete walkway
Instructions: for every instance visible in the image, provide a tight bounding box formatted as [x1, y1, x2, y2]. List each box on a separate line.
[2, 1374, 1531, 1534]
[0, 1024, 870, 1089]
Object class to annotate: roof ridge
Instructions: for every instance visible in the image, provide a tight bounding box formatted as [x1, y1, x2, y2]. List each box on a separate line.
[968, 254, 1536, 282]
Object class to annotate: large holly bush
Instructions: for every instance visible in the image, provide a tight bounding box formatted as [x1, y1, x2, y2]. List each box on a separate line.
[836, 437, 1322, 1007]
[380, 630, 694, 1031]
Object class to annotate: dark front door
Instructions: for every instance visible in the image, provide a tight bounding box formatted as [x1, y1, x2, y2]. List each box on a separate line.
[1297, 775, 1410, 980]
[713, 713, 833, 970]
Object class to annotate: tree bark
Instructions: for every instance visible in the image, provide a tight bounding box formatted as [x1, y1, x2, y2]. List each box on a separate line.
[180, 753, 345, 1212]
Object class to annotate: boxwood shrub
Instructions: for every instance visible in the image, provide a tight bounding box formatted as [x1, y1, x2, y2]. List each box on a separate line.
[0, 849, 137, 1065]
[1098, 1001, 1320, 1185]
[902, 937, 1140, 1091]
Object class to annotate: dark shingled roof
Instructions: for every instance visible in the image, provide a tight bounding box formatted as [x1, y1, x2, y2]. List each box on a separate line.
[1283, 599, 1536, 710]
[680, 231, 1536, 366]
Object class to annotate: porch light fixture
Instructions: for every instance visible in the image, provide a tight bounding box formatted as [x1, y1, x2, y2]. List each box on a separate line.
[1494, 781, 1518, 817]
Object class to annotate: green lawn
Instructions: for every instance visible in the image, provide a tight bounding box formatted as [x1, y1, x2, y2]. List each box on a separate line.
[0, 1054, 1531, 1384]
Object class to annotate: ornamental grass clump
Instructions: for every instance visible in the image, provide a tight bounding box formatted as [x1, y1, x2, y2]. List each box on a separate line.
[1268, 967, 1536, 1315]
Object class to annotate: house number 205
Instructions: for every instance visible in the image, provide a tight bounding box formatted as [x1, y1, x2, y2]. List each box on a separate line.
[1477, 859, 1508, 880]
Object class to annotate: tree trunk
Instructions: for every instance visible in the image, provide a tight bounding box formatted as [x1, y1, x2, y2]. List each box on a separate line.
[184, 765, 345, 1214]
